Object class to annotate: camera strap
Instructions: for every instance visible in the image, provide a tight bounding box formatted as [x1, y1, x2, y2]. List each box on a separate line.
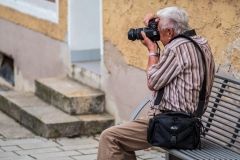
[181, 29, 196, 37]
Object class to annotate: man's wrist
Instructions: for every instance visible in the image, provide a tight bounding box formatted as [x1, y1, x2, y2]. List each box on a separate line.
[148, 52, 159, 57]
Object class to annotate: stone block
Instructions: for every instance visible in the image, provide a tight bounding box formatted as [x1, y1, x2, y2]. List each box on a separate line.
[78, 148, 98, 154]
[0, 146, 22, 152]
[18, 141, 60, 150]
[31, 151, 81, 159]
[0, 156, 34, 160]
[71, 154, 97, 160]
[59, 143, 98, 151]
[39, 157, 74, 160]
[35, 77, 105, 115]
[70, 64, 101, 90]
[77, 113, 114, 135]
[0, 137, 47, 147]
[56, 137, 98, 146]
[0, 152, 18, 158]
[0, 110, 35, 139]
[15, 147, 62, 156]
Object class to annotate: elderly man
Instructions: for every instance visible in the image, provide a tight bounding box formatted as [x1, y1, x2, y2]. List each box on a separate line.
[97, 6, 215, 160]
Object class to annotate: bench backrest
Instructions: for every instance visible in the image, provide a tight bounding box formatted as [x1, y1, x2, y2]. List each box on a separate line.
[202, 73, 240, 153]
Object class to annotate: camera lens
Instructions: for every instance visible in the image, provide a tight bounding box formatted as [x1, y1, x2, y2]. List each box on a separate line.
[128, 18, 160, 42]
[128, 28, 136, 41]
[128, 28, 144, 41]
[135, 28, 144, 40]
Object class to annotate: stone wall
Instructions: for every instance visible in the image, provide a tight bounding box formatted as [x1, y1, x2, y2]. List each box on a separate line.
[102, 0, 240, 122]
[0, 0, 68, 41]
[103, 0, 240, 77]
[0, 0, 70, 91]
[0, 19, 70, 91]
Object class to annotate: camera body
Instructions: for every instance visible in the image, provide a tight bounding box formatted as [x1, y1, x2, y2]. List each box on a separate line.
[128, 18, 160, 41]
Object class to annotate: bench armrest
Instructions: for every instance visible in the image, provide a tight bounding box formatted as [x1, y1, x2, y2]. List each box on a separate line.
[129, 97, 150, 121]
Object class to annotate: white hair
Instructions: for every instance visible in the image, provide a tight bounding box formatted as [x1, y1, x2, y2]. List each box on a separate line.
[157, 6, 190, 35]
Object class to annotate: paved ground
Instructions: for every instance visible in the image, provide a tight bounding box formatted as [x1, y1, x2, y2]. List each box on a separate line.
[0, 110, 166, 160]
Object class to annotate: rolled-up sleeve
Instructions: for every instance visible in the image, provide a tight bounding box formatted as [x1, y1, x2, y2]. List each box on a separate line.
[148, 49, 183, 90]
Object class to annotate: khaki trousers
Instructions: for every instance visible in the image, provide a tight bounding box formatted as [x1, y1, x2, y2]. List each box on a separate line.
[97, 109, 160, 160]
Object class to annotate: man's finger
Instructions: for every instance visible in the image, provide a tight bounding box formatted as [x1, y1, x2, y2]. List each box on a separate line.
[141, 31, 151, 42]
[141, 31, 146, 39]
[143, 14, 151, 26]
[143, 13, 157, 26]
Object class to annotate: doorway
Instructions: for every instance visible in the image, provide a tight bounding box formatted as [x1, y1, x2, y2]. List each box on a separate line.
[68, 0, 101, 75]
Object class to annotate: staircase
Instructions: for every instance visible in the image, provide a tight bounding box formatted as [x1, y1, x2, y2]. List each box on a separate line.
[0, 64, 114, 138]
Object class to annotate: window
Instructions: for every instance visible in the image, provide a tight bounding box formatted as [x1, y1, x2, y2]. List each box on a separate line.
[0, 52, 14, 86]
[0, 0, 59, 23]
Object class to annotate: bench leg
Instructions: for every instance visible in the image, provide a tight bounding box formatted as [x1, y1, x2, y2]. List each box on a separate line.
[165, 152, 183, 160]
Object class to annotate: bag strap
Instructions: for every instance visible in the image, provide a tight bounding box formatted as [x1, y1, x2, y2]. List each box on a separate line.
[154, 33, 207, 118]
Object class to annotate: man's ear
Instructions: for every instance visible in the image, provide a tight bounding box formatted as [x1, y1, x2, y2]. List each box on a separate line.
[167, 28, 174, 38]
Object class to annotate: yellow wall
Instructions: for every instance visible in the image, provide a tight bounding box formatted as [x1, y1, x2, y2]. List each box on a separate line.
[0, 0, 67, 41]
[103, 0, 240, 72]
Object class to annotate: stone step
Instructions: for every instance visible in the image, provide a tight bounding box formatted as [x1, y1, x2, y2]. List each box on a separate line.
[0, 91, 114, 138]
[35, 77, 104, 115]
[70, 62, 101, 90]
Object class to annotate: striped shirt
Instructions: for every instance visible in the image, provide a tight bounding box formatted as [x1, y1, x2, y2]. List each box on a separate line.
[148, 35, 215, 115]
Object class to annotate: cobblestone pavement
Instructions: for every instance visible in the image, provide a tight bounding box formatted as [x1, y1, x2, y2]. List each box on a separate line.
[0, 110, 165, 160]
[0, 136, 166, 160]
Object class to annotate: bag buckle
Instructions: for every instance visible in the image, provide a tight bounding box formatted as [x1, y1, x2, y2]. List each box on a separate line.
[171, 135, 177, 146]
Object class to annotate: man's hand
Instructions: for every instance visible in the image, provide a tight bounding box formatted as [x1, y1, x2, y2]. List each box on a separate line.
[141, 31, 159, 91]
[142, 14, 159, 91]
[141, 31, 158, 53]
[143, 13, 157, 26]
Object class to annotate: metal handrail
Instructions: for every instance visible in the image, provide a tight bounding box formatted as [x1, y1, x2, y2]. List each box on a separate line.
[129, 97, 150, 121]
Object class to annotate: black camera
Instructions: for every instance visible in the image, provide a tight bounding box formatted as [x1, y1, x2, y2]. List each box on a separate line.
[128, 18, 160, 41]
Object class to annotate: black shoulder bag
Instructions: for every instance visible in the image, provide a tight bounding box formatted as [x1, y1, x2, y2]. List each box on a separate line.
[147, 34, 206, 150]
